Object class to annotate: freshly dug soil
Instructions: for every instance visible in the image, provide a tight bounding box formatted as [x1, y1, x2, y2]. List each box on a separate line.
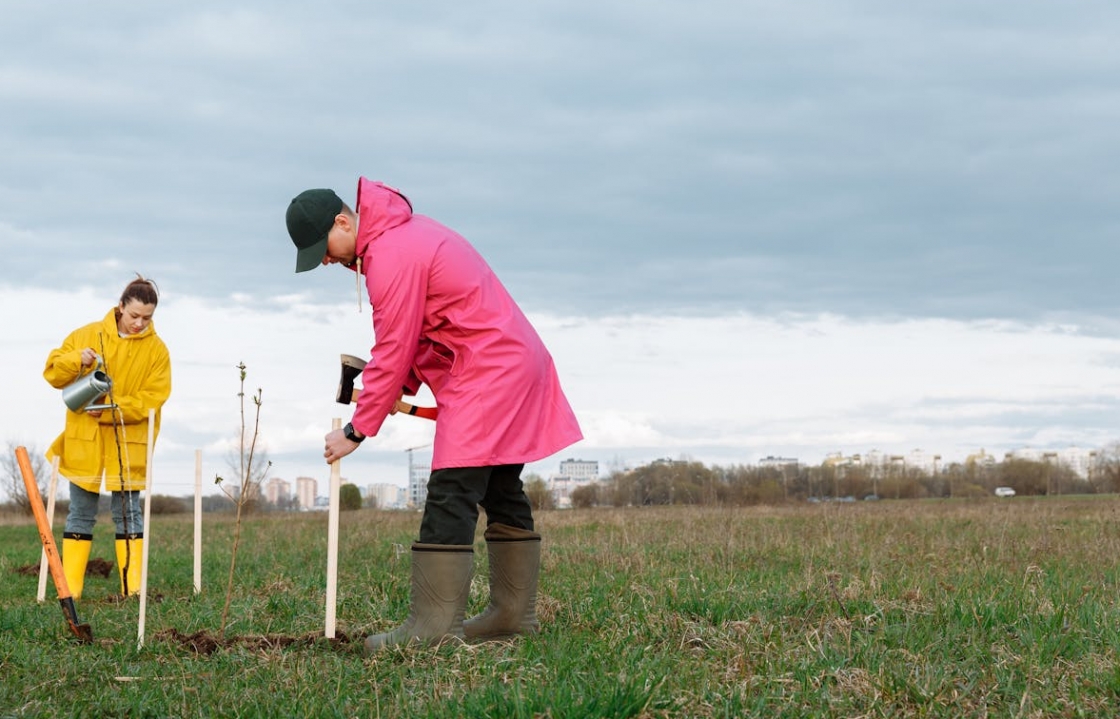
[15, 557, 114, 578]
[152, 627, 359, 655]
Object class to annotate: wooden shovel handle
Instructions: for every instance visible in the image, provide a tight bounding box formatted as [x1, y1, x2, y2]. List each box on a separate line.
[16, 446, 92, 642]
[16, 447, 70, 600]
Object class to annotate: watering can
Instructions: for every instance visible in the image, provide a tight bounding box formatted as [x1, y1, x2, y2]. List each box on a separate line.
[62, 357, 114, 412]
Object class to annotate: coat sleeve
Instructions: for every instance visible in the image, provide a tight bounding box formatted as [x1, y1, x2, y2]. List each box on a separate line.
[43, 332, 86, 389]
[401, 368, 423, 397]
[350, 249, 428, 438]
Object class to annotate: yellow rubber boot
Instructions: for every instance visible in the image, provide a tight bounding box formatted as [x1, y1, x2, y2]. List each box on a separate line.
[62, 534, 93, 600]
[115, 535, 144, 597]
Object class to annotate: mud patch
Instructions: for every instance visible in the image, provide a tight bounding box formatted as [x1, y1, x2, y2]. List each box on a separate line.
[152, 627, 359, 655]
[14, 557, 114, 578]
[86, 558, 114, 578]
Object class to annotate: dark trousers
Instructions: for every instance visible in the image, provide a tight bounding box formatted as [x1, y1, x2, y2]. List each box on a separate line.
[418, 464, 534, 545]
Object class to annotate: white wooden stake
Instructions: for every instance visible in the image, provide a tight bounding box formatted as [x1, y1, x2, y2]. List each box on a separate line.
[36, 456, 61, 603]
[193, 449, 202, 594]
[137, 408, 155, 650]
[325, 417, 342, 639]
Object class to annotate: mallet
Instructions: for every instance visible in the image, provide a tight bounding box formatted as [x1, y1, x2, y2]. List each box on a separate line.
[16, 446, 93, 643]
[336, 354, 437, 420]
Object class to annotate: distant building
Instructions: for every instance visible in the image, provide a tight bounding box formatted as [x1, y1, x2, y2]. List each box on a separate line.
[1005, 448, 1043, 463]
[548, 458, 600, 508]
[408, 461, 430, 508]
[966, 448, 997, 467]
[822, 452, 854, 468]
[1059, 448, 1097, 479]
[366, 482, 404, 509]
[295, 476, 317, 510]
[1006, 446, 1097, 479]
[265, 477, 291, 506]
[904, 449, 942, 474]
[558, 459, 599, 480]
[758, 456, 799, 469]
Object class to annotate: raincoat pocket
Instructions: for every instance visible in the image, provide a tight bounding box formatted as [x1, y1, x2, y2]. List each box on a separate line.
[415, 340, 460, 392]
[65, 416, 99, 441]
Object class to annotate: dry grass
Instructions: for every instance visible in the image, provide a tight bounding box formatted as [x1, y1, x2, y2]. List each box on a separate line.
[3, 497, 1120, 717]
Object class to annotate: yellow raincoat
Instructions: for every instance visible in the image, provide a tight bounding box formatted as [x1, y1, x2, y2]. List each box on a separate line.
[44, 308, 172, 493]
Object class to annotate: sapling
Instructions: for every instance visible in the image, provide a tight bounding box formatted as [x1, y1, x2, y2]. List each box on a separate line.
[214, 361, 271, 637]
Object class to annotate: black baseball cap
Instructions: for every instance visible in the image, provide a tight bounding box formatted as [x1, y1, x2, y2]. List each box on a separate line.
[286, 189, 344, 273]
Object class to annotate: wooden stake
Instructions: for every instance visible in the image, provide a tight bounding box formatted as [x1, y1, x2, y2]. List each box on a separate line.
[193, 449, 202, 594]
[36, 456, 61, 603]
[137, 408, 155, 650]
[325, 417, 342, 639]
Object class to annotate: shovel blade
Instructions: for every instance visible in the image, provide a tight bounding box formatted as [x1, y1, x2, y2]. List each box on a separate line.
[59, 597, 93, 644]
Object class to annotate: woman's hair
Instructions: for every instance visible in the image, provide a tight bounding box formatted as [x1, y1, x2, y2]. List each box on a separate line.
[119, 274, 160, 307]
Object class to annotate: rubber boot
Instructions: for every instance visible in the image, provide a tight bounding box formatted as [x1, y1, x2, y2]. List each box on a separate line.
[463, 523, 541, 641]
[115, 535, 143, 597]
[62, 534, 93, 600]
[363, 543, 474, 653]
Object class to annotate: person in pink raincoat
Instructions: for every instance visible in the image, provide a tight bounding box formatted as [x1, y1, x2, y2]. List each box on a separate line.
[285, 178, 582, 653]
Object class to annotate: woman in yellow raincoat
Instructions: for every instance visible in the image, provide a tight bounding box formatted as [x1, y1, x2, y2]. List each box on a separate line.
[43, 276, 171, 599]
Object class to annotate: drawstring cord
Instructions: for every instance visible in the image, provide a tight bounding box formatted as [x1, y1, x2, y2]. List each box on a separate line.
[355, 257, 363, 312]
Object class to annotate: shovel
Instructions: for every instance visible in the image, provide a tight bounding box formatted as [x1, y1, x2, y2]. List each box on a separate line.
[16, 446, 93, 643]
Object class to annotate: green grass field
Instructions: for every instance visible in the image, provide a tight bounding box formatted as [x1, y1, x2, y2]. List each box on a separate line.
[2, 498, 1120, 718]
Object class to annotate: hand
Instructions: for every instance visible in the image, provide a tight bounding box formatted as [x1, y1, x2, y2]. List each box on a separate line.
[80, 349, 97, 368]
[323, 428, 360, 464]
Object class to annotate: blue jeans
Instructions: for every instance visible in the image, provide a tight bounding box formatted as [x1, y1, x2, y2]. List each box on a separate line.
[65, 483, 143, 537]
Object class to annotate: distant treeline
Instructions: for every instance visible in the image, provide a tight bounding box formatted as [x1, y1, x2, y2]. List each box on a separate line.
[7, 457, 1118, 517]
[547, 455, 1120, 509]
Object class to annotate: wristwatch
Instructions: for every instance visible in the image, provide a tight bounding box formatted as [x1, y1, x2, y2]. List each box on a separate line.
[343, 422, 365, 443]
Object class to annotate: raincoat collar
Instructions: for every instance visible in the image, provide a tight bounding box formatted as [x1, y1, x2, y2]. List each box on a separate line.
[354, 177, 413, 259]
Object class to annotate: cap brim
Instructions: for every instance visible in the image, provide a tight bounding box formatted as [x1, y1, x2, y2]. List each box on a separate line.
[294, 237, 329, 273]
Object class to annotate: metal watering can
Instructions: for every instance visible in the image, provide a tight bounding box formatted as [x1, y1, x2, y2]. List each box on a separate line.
[62, 356, 115, 412]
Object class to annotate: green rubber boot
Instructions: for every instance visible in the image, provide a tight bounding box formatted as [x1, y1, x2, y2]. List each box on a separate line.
[363, 543, 474, 653]
[463, 523, 541, 642]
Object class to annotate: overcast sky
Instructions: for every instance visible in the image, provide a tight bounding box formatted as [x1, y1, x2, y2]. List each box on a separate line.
[4, 2, 1120, 498]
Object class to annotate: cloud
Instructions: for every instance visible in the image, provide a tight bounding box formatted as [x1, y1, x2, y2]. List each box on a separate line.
[4, 3, 1120, 500]
[5, 284, 1120, 500]
[4, 1, 1120, 321]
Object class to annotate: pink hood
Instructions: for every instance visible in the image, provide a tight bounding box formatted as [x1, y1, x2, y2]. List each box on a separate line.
[348, 177, 582, 468]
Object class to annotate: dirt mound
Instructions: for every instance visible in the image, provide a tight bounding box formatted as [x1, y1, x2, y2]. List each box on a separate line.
[13, 557, 114, 578]
[153, 627, 358, 655]
[87, 558, 113, 577]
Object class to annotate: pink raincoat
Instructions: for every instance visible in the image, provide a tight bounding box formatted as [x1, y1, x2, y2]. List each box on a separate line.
[348, 178, 582, 469]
